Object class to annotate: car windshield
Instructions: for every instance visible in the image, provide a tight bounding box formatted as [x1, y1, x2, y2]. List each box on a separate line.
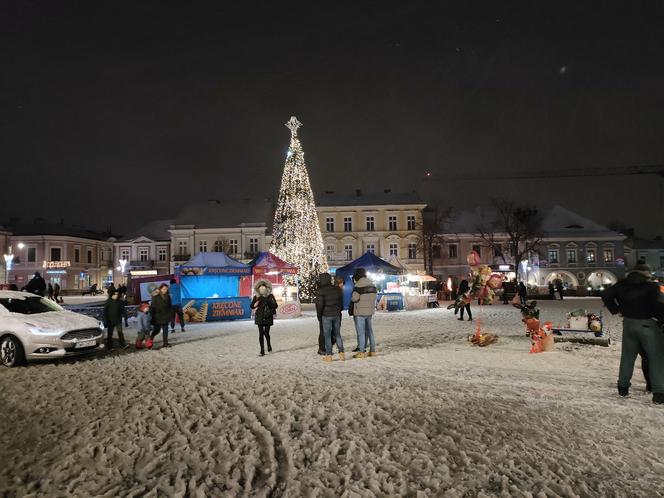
[0, 296, 63, 314]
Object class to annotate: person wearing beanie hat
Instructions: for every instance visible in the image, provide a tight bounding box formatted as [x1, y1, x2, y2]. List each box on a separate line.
[602, 259, 664, 404]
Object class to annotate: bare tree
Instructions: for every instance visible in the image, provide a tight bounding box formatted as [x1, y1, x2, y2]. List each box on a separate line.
[416, 204, 453, 276]
[477, 199, 543, 282]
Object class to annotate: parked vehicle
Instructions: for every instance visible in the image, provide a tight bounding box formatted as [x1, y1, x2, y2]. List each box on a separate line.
[0, 291, 104, 367]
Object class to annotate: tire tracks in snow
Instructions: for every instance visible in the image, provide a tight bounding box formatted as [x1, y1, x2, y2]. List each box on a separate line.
[221, 390, 292, 498]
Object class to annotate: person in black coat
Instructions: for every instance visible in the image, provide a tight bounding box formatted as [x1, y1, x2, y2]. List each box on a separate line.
[24, 272, 47, 297]
[548, 282, 555, 300]
[457, 279, 472, 321]
[103, 290, 127, 349]
[251, 280, 278, 356]
[316, 273, 345, 361]
[555, 280, 564, 300]
[518, 282, 528, 305]
[149, 284, 172, 348]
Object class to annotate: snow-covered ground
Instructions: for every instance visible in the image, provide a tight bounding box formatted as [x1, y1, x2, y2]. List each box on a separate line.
[1, 298, 663, 497]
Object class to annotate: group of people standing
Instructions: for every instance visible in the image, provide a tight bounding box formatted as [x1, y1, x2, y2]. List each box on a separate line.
[103, 279, 185, 350]
[314, 268, 378, 362]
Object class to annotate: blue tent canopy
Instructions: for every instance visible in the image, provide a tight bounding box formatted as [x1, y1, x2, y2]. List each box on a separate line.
[335, 252, 402, 280]
[177, 252, 251, 276]
[177, 252, 250, 299]
[335, 252, 402, 309]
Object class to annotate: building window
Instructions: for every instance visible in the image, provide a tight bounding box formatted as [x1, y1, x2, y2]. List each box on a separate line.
[366, 243, 375, 254]
[472, 245, 482, 257]
[121, 248, 130, 261]
[389, 243, 398, 257]
[177, 240, 188, 256]
[74, 247, 80, 263]
[408, 243, 417, 259]
[548, 249, 559, 264]
[448, 244, 458, 258]
[50, 248, 61, 261]
[158, 247, 167, 261]
[433, 245, 441, 258]
[344, 244, 353, 260]
[566, 249, 577, 264]
[87, 249, 93, 264]
[388, 216, 398, 231]
[586, 248, 596, 264]
[603, 249, 613, 263]
[343, 217, 352, 232]
[249, 238, 259, 254]
[366, 216, 375, 231]
[494, 246, 502, 257]
[139, 247, 149, 262]
[212, 240, 222, 252]
[407, 215, 416, 231]
[228, 239, 238, 255]
[27, 247, 36, 262]
[326, 217, 335, 232]
[326, 244, 336, 259]
[199, 240, 208, 253]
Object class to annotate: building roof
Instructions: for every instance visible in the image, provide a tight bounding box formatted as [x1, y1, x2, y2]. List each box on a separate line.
[631, 238, 664, 250]
[440, 205, 624, 239]
[539, 205, 620, 237]
[317, 190, 425, 208]
[119, 219, 174, 242]
[6, 222, 115, 241]
[171, 199, 272, 229]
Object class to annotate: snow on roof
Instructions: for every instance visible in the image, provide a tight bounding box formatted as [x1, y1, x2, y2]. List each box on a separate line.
[181, 252, 249, 268]
[539, 205, 620, 236]
[120, 219, 174, 242]
[317, 191, 425, 207]
[172, 199, 272, 229]
[440, 205, 623, 238]
[6, 222, 115, 241]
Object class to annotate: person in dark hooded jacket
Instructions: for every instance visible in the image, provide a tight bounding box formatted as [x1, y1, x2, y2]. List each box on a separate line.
[602, 261, 664, 404]
[24, 272, 47, 297]
[315, 273, 345, 362]
[251, 280, 278, 356]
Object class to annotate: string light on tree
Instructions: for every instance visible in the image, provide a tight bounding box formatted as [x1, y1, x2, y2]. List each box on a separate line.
[270, 116, 328, 299]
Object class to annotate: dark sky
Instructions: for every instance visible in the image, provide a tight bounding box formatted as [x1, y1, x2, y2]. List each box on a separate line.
[2, 1, 663, 236]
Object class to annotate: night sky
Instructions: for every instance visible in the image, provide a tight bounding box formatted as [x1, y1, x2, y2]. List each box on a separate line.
[2, 1, 663, 236]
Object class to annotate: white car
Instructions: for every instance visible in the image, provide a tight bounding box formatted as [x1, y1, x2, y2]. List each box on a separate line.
[0, 291, 105, 367]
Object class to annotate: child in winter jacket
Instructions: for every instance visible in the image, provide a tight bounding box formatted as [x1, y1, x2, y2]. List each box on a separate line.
[135, 303, 152, 349]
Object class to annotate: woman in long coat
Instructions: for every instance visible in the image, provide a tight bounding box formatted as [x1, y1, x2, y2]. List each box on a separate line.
[250, 280, 278, 356]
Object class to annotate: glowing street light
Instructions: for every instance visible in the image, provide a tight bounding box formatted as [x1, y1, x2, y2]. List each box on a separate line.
[3, 248, 14, 284]
[17, 242, 25, 250]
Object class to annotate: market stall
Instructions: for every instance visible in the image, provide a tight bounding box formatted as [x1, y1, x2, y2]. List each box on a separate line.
[242, 251, 301, 319]
[176, 252, 252, 322]
[334, 252, 403, 311]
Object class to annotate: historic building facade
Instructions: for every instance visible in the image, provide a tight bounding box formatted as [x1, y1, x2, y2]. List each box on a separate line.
[168, 199, 271, 273]
[112, 219, 173, 283]
[6, 223, 114, 292]
[316, 191, 427, 272]
[430, 205, 627, 292]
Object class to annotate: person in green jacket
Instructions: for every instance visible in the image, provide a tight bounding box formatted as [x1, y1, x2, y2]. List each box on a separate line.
[148, 284, 172, 349]
[104, 291, 127, 349]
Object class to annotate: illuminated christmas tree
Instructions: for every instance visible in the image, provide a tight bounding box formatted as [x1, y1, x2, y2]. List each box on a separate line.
[271, 116, 328, 299]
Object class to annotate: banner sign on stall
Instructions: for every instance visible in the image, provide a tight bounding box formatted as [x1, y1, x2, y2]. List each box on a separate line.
[181, 297, 252, 322]
[139, 280, 171, 302]
[178, 266, 251, 276]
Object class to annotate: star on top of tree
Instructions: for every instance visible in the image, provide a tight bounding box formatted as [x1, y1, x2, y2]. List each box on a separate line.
[285, 116, 302, 136]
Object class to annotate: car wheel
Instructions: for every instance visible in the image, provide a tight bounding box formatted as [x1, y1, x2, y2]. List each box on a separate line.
[0, 335, 25, 368]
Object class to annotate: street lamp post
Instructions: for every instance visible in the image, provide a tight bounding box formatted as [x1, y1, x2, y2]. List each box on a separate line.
[3, 248, 14, 285]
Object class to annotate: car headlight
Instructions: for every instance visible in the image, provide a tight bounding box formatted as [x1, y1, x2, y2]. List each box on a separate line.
[27, 325, 61, 336]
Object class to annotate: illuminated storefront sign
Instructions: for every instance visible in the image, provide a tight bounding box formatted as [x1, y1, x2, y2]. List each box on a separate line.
[43, 261, 72, 269]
